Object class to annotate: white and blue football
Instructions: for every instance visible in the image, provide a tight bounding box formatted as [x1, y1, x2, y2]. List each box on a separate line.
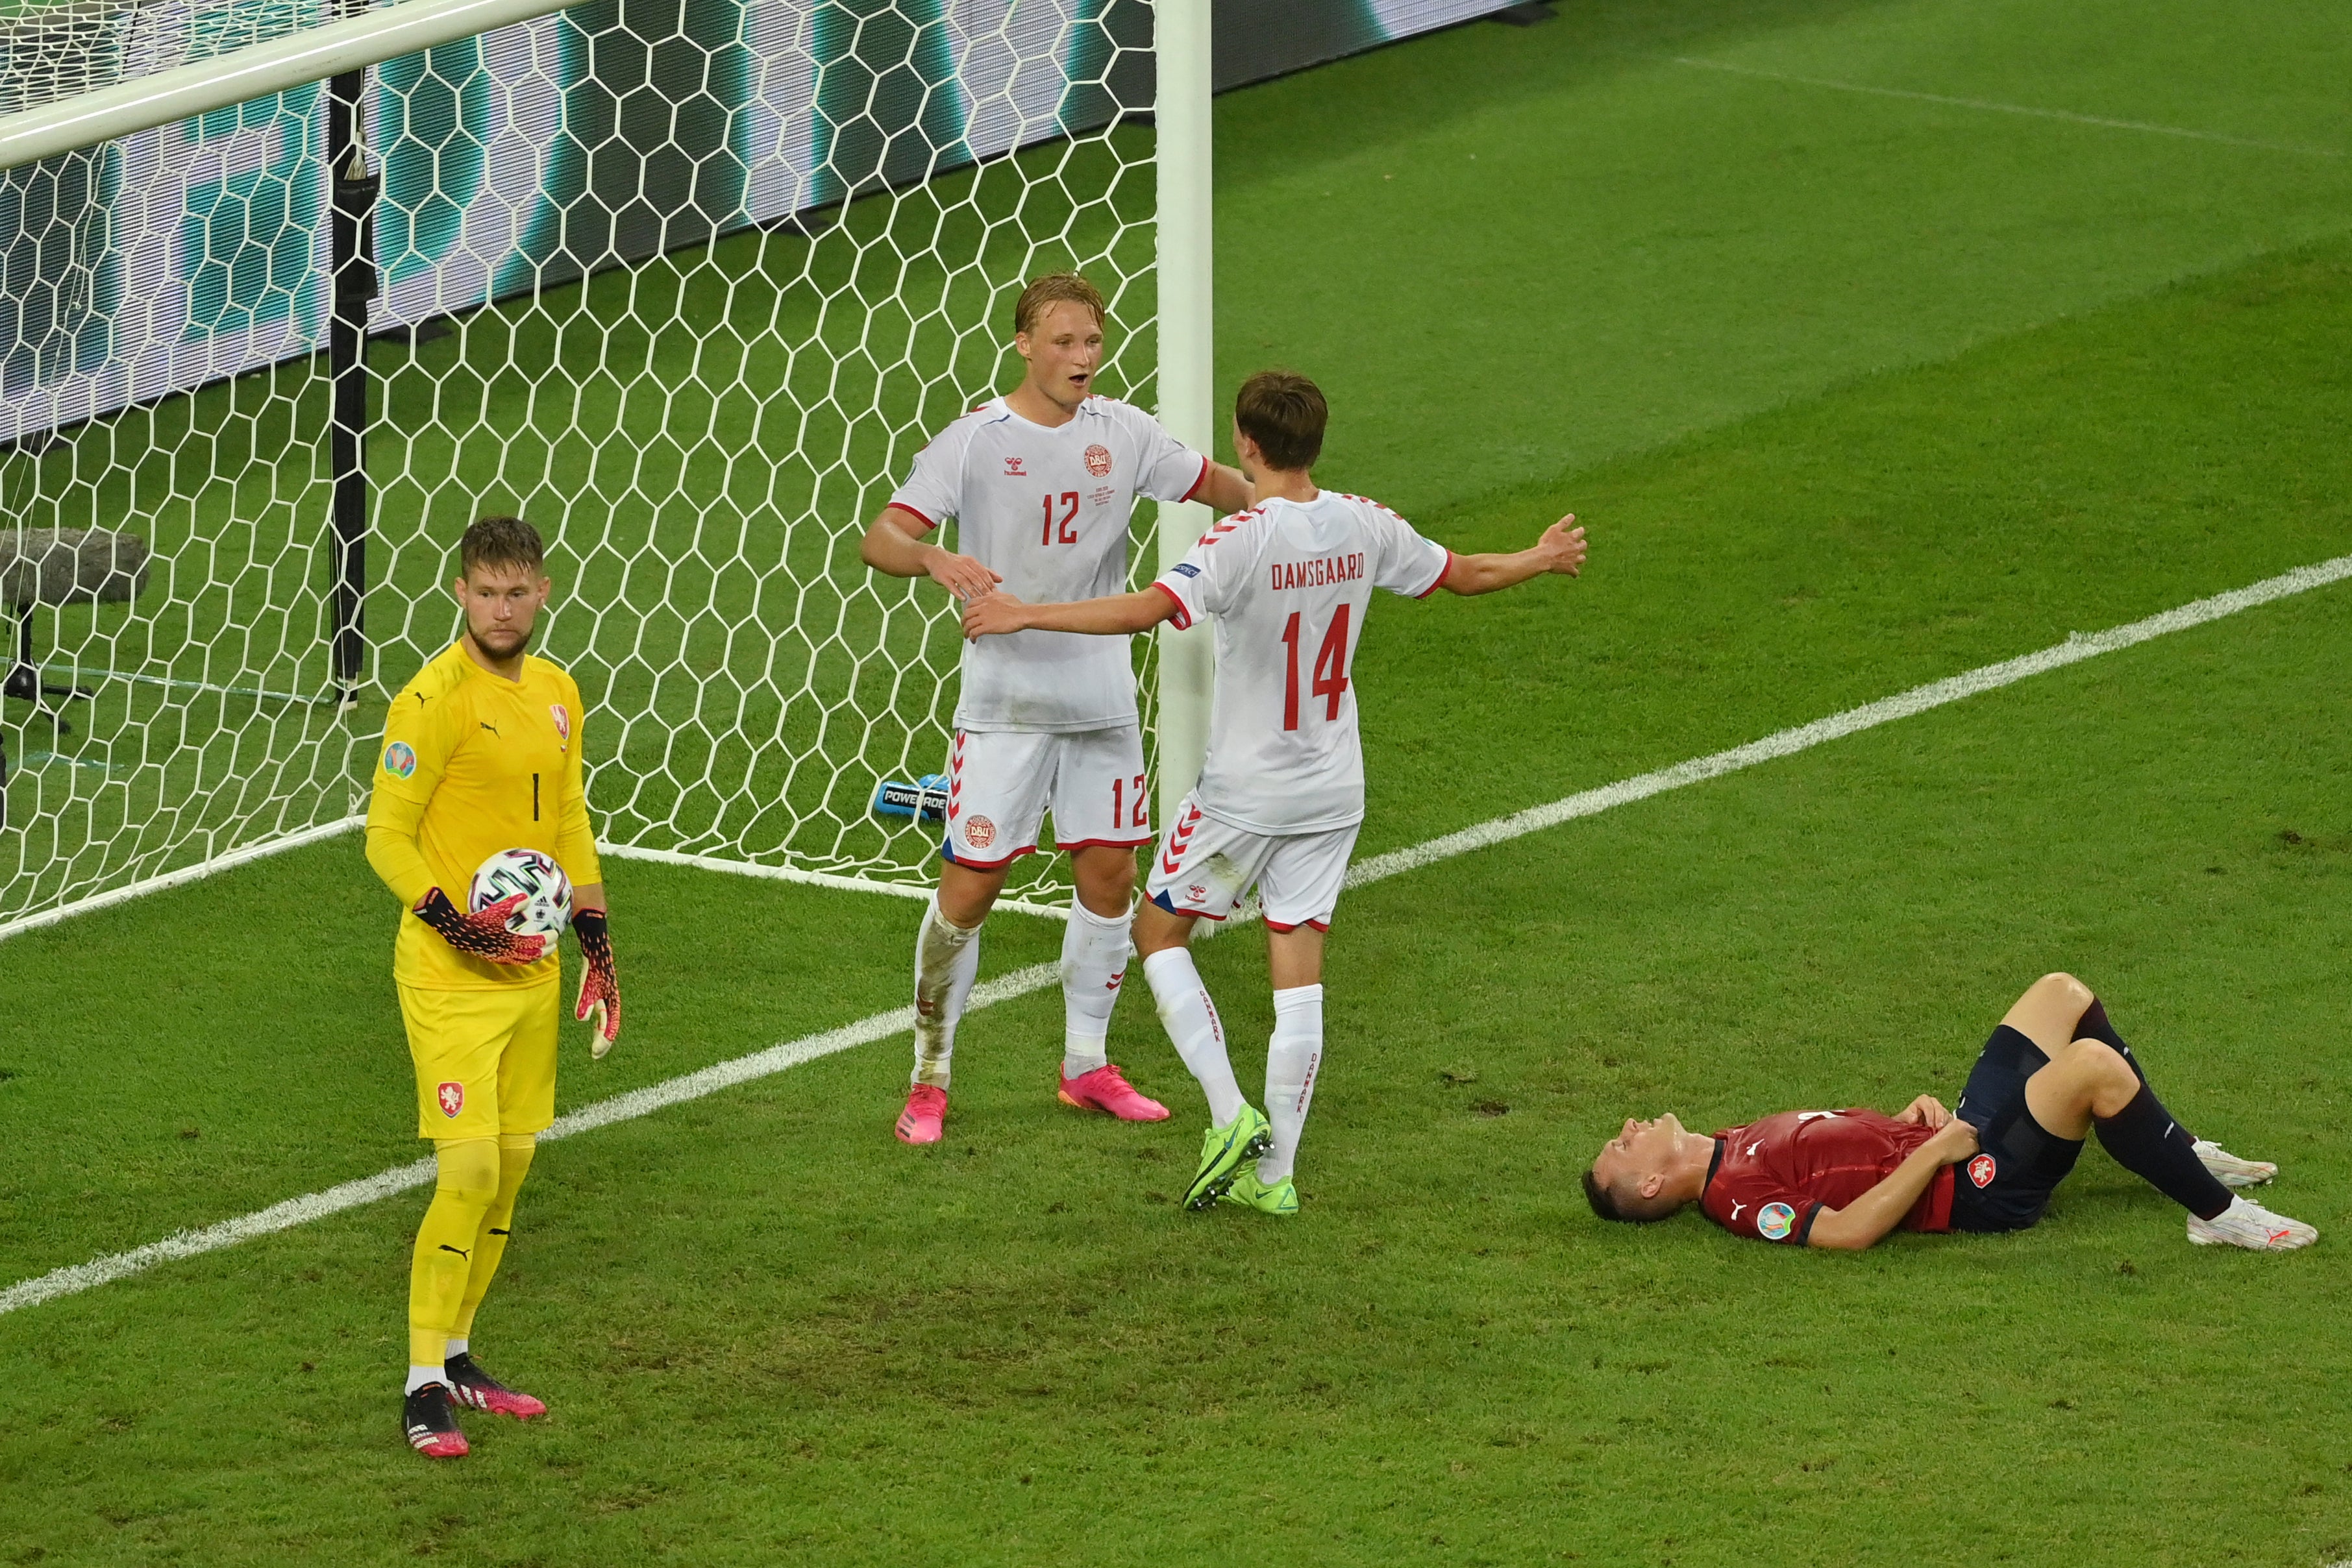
[467, 847, 573, 938]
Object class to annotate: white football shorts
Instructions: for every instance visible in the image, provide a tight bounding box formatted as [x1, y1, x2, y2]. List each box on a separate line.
[1145, 794, 1360, 932]
[940, 725, 1152, 871]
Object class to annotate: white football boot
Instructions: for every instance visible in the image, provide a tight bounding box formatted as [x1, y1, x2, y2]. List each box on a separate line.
[2186, 1195, 2316, 1251]
[2192, 1139, 2275, 1188]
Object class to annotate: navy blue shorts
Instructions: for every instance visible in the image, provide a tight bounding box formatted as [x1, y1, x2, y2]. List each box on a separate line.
[1949, 1025, 2085, 1233]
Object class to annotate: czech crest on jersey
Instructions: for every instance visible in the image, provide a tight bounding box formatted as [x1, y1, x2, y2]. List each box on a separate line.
[1968, 1153, 1997, 1188]
[438, 1081, 465, 1117]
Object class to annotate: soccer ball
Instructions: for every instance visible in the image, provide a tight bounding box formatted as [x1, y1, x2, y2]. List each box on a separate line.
[468, 848, 573, 938]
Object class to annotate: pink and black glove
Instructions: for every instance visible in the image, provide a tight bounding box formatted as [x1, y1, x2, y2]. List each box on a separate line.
[412, 887, 550, 965]
[572, 907, 621, 1057]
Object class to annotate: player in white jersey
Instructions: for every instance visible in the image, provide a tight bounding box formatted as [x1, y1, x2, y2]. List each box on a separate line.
[963, 370, 1587, 1213]
[859, 273, 1254, 1145]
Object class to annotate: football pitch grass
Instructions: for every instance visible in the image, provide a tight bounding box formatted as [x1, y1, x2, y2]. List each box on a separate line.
[6, 0, 2352, 1562]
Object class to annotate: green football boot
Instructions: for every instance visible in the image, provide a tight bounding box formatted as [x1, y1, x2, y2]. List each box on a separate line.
[1220, 1167, 1298, 1216]
[1184, 1105, 1272, 1210]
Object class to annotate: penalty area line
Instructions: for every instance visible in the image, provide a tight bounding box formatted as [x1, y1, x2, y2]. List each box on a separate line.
[5, 552, 2349, 1317]
[1668, 56, 2349, 161]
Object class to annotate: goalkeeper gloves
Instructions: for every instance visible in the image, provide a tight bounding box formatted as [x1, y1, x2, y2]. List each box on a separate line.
[412, 888, 551, 965]
[572, 907, 621, 1057]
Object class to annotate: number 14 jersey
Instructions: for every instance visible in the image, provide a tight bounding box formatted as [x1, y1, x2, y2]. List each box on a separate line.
[1153, 491, 1452, 835]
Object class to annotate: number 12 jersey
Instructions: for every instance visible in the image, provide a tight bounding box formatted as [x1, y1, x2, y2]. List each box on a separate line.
[1152, 491, 1452, 835]
[891, 395, 1209, 734]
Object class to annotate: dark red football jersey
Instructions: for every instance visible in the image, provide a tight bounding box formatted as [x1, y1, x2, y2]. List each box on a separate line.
[1700, 1109, 1955, 1245]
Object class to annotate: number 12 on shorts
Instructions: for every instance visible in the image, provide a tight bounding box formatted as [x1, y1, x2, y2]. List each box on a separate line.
[1280, 605, 1352, 730]
[1109, 772, 1148, 829]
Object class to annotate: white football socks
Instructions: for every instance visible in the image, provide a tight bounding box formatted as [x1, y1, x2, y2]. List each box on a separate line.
[443, 1336, 468, 1359]
[405, 1364, 445, 1394]
[1145, 946, 1244, 1126]
[1259, 985, 1324, 1184]
[1059, 898, 1132, 1079]
[911, 894, 982, 1089]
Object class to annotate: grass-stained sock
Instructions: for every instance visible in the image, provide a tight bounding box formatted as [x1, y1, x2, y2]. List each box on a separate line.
[911, 896, 982, 1090]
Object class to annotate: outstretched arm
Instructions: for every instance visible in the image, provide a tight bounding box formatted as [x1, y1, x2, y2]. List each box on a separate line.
[859, 504, 1002, 601]
[962, 587, 1179, 639]
[1435, 515, 1587, 596]
[1806, 1118, 1978, 1251]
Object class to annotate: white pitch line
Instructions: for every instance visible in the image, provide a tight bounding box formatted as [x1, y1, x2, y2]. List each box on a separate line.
[1670, 57, 2348, 160]
[1349, 551, 2352, 885]
[5, 552, 2350, 1317]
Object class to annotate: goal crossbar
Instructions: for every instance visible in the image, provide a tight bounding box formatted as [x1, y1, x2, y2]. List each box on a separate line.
[0, 0, 579, 172]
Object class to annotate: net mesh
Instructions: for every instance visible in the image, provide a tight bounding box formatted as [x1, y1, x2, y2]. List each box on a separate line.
[0, 0, 333, 118]
[0, 0, 1161, 929]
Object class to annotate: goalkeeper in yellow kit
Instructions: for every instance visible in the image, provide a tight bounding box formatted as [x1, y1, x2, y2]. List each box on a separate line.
[365, 515, 621, 1460]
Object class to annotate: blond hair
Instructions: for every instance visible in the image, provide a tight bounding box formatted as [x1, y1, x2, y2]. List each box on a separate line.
[1013, 271, 1107, 336]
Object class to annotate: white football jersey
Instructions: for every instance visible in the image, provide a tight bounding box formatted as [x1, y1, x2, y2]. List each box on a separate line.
[892, 395, 1208, 733]
[1154, 491, 1452, 835]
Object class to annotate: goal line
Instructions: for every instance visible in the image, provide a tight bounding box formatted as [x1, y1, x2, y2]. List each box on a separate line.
[3, 548, 2347, 1316]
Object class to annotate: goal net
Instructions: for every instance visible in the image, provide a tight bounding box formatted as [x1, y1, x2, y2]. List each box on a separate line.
[0, 0, 1197, 935]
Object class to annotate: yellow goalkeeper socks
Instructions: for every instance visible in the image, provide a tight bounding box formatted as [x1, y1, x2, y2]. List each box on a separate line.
[407, 1136, 500, 1368]
[449, 1134, 537, 1345]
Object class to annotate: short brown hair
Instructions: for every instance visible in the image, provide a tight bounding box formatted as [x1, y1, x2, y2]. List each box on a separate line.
[1014, 272, 1107, 337]
[1583, 1166, 1677, 1225]
[1233, 370, 1327, 471]
[460, 514, 545, 578]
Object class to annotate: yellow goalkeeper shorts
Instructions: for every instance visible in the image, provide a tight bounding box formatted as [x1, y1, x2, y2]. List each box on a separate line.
[399, 980, 560, 1140]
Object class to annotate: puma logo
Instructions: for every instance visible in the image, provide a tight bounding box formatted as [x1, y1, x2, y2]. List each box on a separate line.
[479, 720, 500, 737]
[438, 1243, 472, 1260]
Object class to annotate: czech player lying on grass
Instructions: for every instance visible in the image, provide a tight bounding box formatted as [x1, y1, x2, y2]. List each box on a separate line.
[1584, 972, 2312, 1251]
[364, 515, 623, 1460]
[963, 370, 1586, 1214]
[858, 272, 1254, 1145]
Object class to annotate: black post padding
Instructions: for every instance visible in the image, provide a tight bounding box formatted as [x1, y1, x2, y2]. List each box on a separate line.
[327, 64, 380, 702]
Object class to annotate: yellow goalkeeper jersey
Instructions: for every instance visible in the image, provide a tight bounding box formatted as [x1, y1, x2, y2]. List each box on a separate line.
[365, 640, 603, 991]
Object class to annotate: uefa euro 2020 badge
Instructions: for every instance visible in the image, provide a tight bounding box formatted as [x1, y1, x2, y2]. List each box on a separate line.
[1757, 1201, 1797, 1242]
[384, 741, 417, 779]
[550, 704, 571, 752]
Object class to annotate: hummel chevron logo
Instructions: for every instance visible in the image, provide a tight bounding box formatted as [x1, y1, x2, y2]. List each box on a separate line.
[1160, 807, 1202, 874]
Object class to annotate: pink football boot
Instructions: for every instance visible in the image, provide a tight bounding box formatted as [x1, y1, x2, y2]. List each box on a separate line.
[896, 1083, 948, 1144]
[1058, 1062, 1170, 1121]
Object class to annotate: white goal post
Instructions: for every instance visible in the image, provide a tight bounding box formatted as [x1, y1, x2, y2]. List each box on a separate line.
[0, 0, 1215, 938]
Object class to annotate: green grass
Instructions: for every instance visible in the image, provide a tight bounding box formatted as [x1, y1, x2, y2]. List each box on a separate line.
[6, 0, 2352, 1562]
